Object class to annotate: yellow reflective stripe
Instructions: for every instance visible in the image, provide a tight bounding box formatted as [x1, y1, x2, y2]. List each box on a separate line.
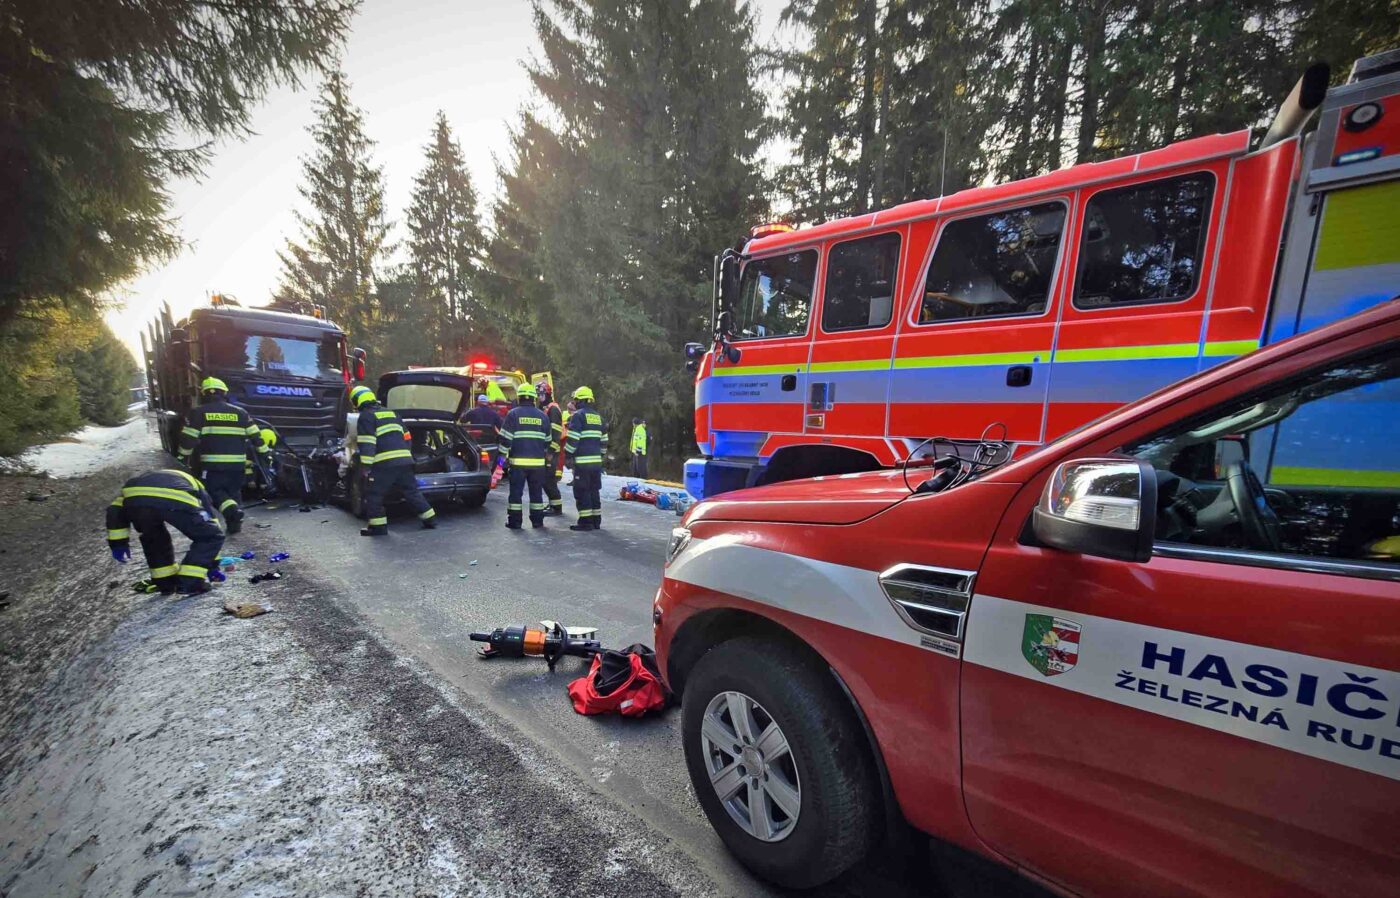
[181, 427, 201, 438]
[177, 564, 207, 578]
[200, 426, 248, 436]
[201, 454, 246, 463]
[1271, 466, 1400, 489]
[375, 424, 404, 436]
[107, 528, 130, 540]
[178, 448, 193, 458]
[374, 410, 397, 418]
[1053, 343, 1198, 363]
[166, 468, 204, 490]
[499, 430, 515, 439]
[509, 458, 546, 467]
[111, 497, 124, 507]
[374, 449, 412, 463]
[578, 430, 603, 437]
[574, 456, 603, 464]
[218, 498, 239, 511]
[419, 508, 436, 520]
[357, 435, 377, 444]
[507, 503, 524, 510]
[150, 564, 179, 578]
[122, 487, 201, 507]
[369, 516, 388, 526]
[1203, 339, 1259, 357]
[710, 363, 805, 376]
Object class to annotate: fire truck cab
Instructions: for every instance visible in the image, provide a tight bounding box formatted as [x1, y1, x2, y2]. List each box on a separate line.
[686, 51, 1400, 500]
[657, 299, 1400, 894]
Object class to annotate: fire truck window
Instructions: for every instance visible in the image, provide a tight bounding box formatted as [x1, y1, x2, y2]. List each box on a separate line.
[822, 232, 901, 331]
[1074, 173, 1214, 309]
[919, 202, 1065, 323]
[1122, 345, 1400, 569]
[734, 250, 817, 340]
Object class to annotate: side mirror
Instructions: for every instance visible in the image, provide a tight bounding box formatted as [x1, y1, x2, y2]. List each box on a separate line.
[725, 345, 741, 365]
[351, 347, 367, 382]
[1032, 458, 1157, 563]
[719, 255, 740, 311]
[684, 342, 704, 373]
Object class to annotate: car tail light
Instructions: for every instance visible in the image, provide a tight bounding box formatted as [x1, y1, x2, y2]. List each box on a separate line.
[480, 450, 490, 465]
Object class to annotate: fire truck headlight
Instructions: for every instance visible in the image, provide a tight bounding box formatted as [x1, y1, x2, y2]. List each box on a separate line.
[666, 527, 692, 567]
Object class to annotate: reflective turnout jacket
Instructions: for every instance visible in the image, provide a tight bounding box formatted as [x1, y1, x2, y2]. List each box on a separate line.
[356, 404, 413, 468]
[178, 399, 264, 468]
[499, 401, 555, 467]
[106, 468, 218, 548]
[630, 423, 647, 454]
[565, 404, 608, 467]
[544, 402, 564, 452]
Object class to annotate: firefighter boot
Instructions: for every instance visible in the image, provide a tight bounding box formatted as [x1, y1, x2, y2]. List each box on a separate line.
[361, 523, 389, 537]
[225, 506, 244, 535]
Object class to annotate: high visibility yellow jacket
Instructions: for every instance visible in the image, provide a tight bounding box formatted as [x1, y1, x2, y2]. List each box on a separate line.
[355, 404, 413, 468]
[178, 399, 264, 468]
[631, 423, 647, 454]
[565, 403, 608, 468]
[500, 400, 556, 467]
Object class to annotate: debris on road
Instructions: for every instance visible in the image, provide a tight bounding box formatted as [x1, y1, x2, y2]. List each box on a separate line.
[223, 599, 271, 618]
[470, 621, 602, 671]
[239, 551, 256, 560]
[26, 492, 49, 502]
[568, 644, 669, 718]
[209, 569, 227, 583]
[249, 571, 284, 584]
[469, 559, 478, 566]
[269, 552, 290, 563]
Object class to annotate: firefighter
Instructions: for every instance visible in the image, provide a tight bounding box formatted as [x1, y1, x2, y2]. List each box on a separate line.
[106, 468, 224, 595]
[499, 382, 555, 529]
[564, 385, 608, 531]
[464, 393, 503, 466]
[537, 380, 565, 516]
[630, 416, 648, 480]
[350, 385, 437, 536]
[177, 376, 266, 534]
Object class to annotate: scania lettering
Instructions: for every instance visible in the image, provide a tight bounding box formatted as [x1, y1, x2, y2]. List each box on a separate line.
[657, 298, 1400, 895]
[254, 384, 315, 398]
[685, 51, 1400, 499]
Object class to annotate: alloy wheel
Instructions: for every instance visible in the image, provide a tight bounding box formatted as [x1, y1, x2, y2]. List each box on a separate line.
[699, 691, 801, 842]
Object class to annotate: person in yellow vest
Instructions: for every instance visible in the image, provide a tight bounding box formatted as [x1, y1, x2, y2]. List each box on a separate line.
[630, 416, 648, 479]
[350, 385, 437, 536]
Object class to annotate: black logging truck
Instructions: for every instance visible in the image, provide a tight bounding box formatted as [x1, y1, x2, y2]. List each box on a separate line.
[142, 295, 367, 495]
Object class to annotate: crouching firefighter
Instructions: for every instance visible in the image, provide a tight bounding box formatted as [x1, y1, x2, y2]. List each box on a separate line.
[106, 468, 225, 595]
[499, 382, 555, 529]
[177, 377, 266, 534]
[350, 385, 437, 536]
[565, 386, 608, 531]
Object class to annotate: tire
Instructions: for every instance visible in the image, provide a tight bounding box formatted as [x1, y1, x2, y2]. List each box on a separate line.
[459, 490, 488, 509]
[682, 636, 878, 889]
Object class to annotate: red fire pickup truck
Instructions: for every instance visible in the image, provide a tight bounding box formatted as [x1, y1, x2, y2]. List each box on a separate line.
[655, 300, 1399, 895]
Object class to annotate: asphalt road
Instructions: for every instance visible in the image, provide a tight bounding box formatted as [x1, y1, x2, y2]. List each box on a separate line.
[246, 477, 941, 898]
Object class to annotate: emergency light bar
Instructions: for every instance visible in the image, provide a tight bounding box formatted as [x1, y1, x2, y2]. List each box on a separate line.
[750, 222, 795, 239]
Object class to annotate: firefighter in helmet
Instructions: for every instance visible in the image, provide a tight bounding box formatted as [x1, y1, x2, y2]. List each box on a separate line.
[350, 385, 437, 536]
[177, 376, 266, 534]
[537, 379, 565, 516]
[106, 468, 225, 595]
[499, 382, 555, 529]
[564, 386, 608, 530]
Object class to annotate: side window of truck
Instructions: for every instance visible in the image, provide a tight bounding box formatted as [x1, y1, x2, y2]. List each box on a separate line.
[734, 250, 818, 340]
[918, 202, 1066, 323]
[1122, 345, 1400, 575]
[822, 232, 901, 331]
[1075, 173, 1214, 309]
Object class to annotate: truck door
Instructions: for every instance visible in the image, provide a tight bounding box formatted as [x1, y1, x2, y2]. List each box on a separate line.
[890, 198, 1069, 446]
[1044, 165, 1228, 439]
[705, 248, 819, 464]
[960, 333, 1400, 897]
[804, 229, 903, 439]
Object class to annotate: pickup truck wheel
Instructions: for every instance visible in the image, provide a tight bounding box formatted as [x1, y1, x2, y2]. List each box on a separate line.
[682, 636, 877, 889]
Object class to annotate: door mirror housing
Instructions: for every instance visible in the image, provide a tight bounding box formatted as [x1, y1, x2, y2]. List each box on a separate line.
[351, 347, 368, 382]
[1032, 458, 1157, 562]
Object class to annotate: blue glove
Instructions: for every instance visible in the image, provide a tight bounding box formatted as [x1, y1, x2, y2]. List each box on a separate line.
[111, 546, 131, 563]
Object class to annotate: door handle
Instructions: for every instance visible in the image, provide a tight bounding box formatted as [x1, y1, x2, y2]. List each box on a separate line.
[1006, 365, 1032, 387]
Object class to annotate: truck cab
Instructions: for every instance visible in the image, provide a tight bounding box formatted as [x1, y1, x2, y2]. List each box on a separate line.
[656, 300, 1400, 895]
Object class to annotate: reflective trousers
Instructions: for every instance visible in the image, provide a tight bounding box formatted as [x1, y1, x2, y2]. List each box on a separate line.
[128, 505, 224, 591]
[542, 452, 563, 512]
[365, 464, 435, 529]
[507, 466, 549, 527]
[201, 466, 245, 531]
[572, 466, 602, 529]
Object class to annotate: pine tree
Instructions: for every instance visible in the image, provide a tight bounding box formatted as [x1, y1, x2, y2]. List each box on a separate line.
[277, 71, 390, 341]
[406, 112, 486, 364]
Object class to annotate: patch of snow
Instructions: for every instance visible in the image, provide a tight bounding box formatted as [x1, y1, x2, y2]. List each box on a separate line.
[19, 407, 159, 478]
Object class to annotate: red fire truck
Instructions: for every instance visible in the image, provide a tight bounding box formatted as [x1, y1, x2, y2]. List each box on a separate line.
[685, 51, 1400, 499]
[657, 297, 1399, 895]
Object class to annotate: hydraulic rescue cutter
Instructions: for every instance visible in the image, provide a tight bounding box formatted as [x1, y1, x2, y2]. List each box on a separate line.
[469, 621, 601, 671]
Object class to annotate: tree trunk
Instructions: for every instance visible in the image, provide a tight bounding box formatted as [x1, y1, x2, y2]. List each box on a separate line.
[1075, 0, 1108, 164]
[871, 25, 892, 208]
[1046, 29, 1073, 171]
[853, 0, 880, 213]
[1014, 37, 1041, 179]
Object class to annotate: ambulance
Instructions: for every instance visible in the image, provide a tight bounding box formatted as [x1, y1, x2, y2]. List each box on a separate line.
[657, 298, 1399, 894]
[685, 51, 1400, 500]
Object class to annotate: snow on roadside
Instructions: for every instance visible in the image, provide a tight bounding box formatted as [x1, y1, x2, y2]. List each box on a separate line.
[14, 406, 158, 479]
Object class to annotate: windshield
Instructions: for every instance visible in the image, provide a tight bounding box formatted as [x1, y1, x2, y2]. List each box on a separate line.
[733, 250, 817, 339]
[205, 331, 345, 380]
[385, 383, 465, 414]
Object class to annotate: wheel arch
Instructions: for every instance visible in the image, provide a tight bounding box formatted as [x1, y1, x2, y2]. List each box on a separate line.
[668, 606, 903, 839]
[759, 444, 882, 485]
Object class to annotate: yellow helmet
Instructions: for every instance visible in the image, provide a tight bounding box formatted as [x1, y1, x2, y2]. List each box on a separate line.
[259, 427, 278, 449]
[573, 386, 594, 402]
[201, 376, 229, 394]
[349, 385, 377, 408]
[516, 382, 537, 400]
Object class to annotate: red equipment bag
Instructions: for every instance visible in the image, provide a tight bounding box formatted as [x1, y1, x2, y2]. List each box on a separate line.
[568, 644, 670, 717]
